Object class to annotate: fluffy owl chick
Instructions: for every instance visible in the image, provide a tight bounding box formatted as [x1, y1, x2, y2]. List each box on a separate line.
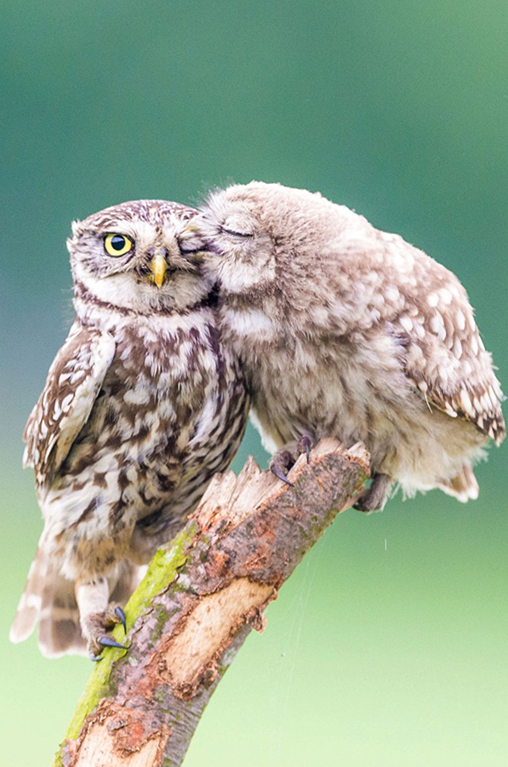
[184, 181, 504, 511]
[10, 200, 249, 658]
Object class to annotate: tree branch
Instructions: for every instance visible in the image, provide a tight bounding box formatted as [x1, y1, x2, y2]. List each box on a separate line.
[51, 438, 370, 767]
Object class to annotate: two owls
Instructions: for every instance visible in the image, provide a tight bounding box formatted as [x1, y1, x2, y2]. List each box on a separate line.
[11, 184, 505, 657]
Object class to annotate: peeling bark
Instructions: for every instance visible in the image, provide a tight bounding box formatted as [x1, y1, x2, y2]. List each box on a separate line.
[51, 439, 370, 767]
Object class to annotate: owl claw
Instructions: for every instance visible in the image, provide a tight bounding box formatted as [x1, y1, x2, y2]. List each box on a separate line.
[99, 636, 128, 650]
[270, 449, 296, 487]
[271, 464, 294, 486]
[87, 636, 128, 661]
[82, 601, 129, 658]
[297, 433, 314, 464]
[115, 606, 127, 634]
[88, 638, 128, 661]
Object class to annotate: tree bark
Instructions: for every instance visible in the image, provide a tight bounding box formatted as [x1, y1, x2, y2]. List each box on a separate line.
[51, 438, 370, 767]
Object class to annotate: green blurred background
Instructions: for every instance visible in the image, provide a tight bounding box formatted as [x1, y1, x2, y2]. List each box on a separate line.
[1, 1, 507, 764]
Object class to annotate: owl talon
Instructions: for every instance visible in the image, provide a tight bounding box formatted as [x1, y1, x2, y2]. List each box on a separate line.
[87, 635, 128, 660]
[81, 601, 130, 657]
[297, 433, 314, 464]
[88, 635, 127, 661]
[115, 606, 127, 634]
[99, 636, 128, 650]
[271, 464, 294, 486]
[270, 449, 296, 486]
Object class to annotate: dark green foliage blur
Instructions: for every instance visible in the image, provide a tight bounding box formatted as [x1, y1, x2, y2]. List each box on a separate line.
[1, 2, 506, 765]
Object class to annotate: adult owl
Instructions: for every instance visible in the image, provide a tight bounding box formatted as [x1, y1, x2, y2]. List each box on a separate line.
[10, 199, 249, 658]
[183, 181, 504, 511]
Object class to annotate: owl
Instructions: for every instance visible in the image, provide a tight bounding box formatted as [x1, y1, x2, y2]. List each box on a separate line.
[182, 181, 504, 511]
[10, 200, 249, 658]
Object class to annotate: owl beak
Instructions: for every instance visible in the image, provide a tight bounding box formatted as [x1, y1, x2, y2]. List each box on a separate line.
[149, 252, 167, 288]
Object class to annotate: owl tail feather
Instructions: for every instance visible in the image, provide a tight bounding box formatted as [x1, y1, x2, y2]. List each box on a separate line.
[10, 543, 49, 646]
[38, 571, 86, 658]
[437, 463, 479, 503]
[9, 539, 84, 657]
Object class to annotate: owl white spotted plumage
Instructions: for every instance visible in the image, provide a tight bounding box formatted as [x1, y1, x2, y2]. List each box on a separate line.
[184, 181, 505, 510]
[10, 200, 249, 657]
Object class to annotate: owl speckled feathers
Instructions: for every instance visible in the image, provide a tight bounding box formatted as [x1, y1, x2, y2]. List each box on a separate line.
[11, 200, 249, 657]
[185, 181, 504, 510]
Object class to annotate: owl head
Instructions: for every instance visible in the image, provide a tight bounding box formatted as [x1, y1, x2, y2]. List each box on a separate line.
[68, 200, 212, 313]
[183, 181, 341, 294]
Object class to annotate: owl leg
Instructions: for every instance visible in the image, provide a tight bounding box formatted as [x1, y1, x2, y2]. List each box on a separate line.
[75, 577, 128, 659]
[353, 473, 392, 512]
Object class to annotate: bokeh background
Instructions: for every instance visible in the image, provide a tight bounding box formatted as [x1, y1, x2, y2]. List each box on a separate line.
[1, 1, 507, 765]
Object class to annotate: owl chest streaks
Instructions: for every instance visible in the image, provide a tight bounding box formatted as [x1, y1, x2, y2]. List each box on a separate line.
[43, 310, 248, 580]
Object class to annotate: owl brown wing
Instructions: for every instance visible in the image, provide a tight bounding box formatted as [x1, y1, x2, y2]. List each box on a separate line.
[340, 228, 506, 445]
[23, 321, 116, 483]
[331, 230, 505, 445]
[393, 300, 505, 446]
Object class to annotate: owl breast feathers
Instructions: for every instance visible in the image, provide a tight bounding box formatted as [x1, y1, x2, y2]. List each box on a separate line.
[182, 181, 504, 511]
[10, 199, 249, 657]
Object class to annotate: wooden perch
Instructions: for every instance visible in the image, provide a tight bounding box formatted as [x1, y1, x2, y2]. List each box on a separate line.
[51, 438, 370, 767]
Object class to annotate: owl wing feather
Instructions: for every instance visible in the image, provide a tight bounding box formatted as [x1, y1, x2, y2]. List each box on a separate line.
[402, 330, 505, 446]
[335, 230, 505, 446]
[378, 242, 507, 446]
[23, 321, 116, 483]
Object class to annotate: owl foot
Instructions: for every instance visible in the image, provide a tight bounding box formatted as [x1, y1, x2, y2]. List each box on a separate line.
[353, 473, 392, 512]
[271, 433, 316, 485]
[84, 602, 129, 660]
[270, 450, 295, 486]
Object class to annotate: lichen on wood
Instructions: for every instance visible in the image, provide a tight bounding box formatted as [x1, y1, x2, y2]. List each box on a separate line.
[51, 438, 370, 767]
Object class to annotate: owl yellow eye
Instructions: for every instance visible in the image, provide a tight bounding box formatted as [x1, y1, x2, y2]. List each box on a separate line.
[104, 233, 133, 257]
